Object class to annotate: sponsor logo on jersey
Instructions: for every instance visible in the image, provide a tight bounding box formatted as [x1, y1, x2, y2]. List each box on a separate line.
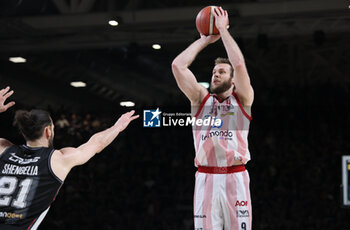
[210, 104, 233, 115]
[0, 212, 23, 219]
[201, 130, 234, 141]
[9, 153, 41, 165]
[235, 200, 248, 207]
[237, 210, 249, 218]
[221, 112, 235, 117]
[194, 215, 206, 218]
[143, 108, 161, 127]
[234, 156, 243, 161]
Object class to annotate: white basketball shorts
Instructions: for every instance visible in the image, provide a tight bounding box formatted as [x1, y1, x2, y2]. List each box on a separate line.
[193, 166, 252, 230]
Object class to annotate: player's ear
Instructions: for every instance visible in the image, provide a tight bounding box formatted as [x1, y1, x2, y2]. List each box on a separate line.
[44, 126, 51, 138]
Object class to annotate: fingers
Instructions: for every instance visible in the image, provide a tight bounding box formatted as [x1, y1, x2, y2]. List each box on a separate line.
[122, 110, 139, 120]
[218, 7, 225, 15]
[214, 6, 223, 16]
[0, 86, 10, 96]
[121, 110, 134, 118]
[0, 87, 15, 112]
[213, 7, 218, 16]
[127, 110, 135, 116]
[214, 7, 227, 17]
[127, 109, 139, 121]
[213, 7, 220, 17]
[0, 101, 15, 113]
[129, 115, 139, 121]
[3, 89, 14, 100]
[0, 86, 14, 100]
[4, 101, 15, 110]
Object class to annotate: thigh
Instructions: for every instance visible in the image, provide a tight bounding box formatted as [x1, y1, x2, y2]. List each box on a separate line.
[193, 172, 224, 230]
[222, 170, 252, 230]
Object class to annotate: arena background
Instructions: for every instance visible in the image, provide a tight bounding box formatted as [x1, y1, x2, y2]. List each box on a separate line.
[0, 0, 349, 229]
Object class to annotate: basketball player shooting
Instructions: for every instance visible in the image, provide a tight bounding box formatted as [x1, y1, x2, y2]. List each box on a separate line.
[172, 7, 254, 230]
[0, 86, 139, 229]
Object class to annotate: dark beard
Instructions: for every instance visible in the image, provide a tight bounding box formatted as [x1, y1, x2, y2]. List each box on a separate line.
[48, 136, 54, 148]
[210, 78, 232, 94]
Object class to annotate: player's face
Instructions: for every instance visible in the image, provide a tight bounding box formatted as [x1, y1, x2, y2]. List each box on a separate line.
[210, 64, 233, 94]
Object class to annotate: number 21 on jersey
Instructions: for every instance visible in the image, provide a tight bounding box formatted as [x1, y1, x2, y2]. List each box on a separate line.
[0, 176, 33, 209]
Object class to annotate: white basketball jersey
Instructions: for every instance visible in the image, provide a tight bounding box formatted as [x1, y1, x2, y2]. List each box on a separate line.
[192, 92, 252, 167]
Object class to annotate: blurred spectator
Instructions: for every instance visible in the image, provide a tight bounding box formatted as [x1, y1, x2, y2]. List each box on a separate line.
[55, 114, 70, 129]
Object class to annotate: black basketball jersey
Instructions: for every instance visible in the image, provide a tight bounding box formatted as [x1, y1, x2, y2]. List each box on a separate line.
[0, 145, 62, 230]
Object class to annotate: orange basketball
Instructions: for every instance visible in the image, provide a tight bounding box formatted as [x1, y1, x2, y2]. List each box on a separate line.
[196, 6, 222, 36]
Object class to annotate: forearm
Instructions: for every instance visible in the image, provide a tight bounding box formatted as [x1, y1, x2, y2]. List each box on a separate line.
[218, 27, 253, 105]
[61, 111, 137, 168]
[89, 125, 121, 153]
[218, 28, 245, 67]
[172, 38, 209, 68]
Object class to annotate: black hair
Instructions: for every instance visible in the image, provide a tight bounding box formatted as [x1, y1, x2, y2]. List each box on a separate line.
[14, 109, 52, 141]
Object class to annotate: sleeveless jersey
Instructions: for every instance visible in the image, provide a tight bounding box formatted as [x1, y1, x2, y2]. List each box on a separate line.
[192, 92, 252, 167]
[0, 145, 62, 230]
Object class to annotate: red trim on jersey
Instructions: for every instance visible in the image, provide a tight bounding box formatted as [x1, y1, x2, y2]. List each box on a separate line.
[198, 165, 245, 174]
[53, 184, 63, 201]
[194, 93, 210, 118]
[27, 218, 37, 230]
[213, 94, 225, 103]
[232, 92, 252, 121]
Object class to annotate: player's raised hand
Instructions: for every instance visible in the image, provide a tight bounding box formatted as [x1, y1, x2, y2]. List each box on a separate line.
[114, 110, 139, 132]
[213, 7, 229, 31]
[0, 86, 15, 113]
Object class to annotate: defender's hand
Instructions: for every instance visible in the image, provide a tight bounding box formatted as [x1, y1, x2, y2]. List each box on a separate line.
[0, 86, 15, 113]
[114, 110, 139, 132]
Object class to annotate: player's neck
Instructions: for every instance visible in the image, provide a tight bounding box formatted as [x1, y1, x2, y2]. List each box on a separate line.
[215, 89, 233, 101]
[26, 138, 49, 148]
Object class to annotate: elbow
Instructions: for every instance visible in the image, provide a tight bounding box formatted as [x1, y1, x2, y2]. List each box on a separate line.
[171, 61, 181, 79]
[171, 59, 187, 72]
[230, 56, 245, 69]
[233, 60, 245, 70]
[89, 135, 105, 154]
[171, 60, 180, 72]
[95, 142, 106, 154]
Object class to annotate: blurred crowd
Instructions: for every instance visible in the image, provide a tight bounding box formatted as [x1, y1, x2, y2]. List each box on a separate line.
[53, 113, 107, 147]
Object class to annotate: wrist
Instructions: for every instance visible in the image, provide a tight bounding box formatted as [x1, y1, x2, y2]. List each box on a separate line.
[197, 37, 209, 44]
[218, 27, 228, 33]
[113, 124, 121, 133]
